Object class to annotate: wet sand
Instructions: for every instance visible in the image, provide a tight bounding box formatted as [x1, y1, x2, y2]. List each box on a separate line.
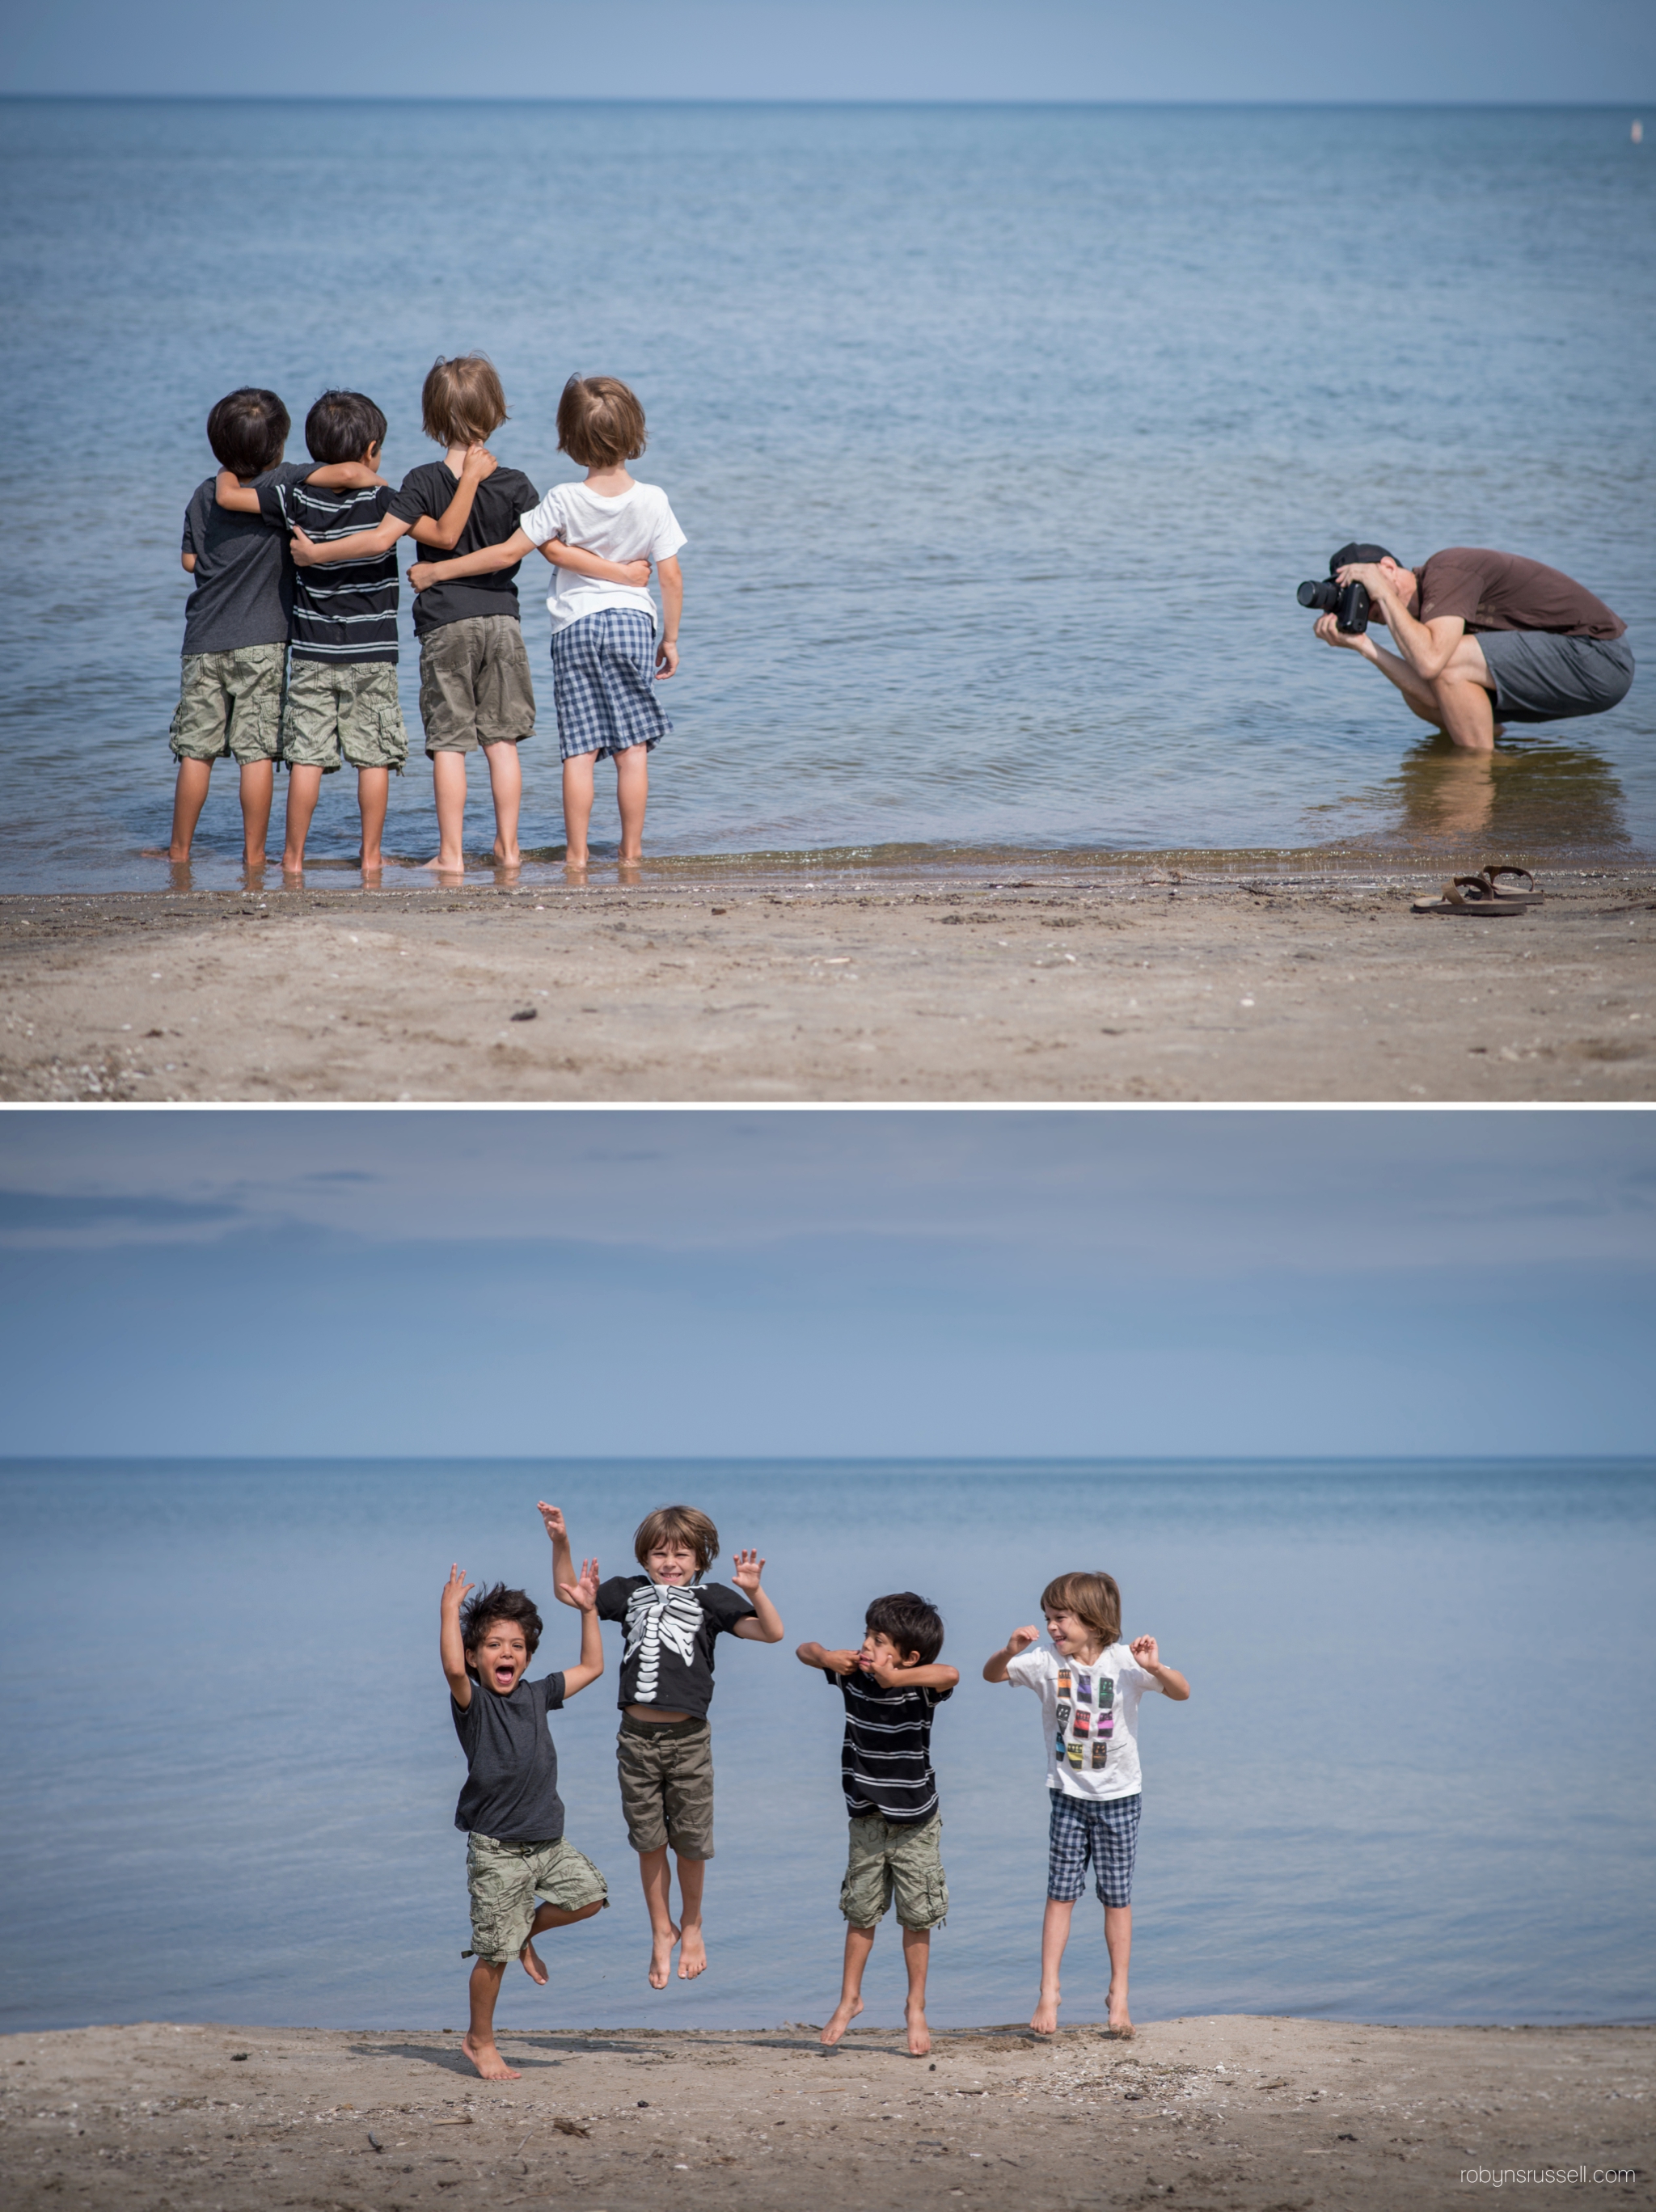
[2, 861, 1654, 1102]
[3, 2015, 1648, 2212]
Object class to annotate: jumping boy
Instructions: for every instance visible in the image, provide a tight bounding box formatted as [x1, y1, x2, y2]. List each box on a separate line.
[168, 388, 378, 867]
[547, 1501, 782, 1988]
[441, 1520, 609, 2083]
[294, 356, 651, 872]
[408, 374, 685, 870]
[983, 1571, 1189, 2038]
[797, 1593, 958, 2058]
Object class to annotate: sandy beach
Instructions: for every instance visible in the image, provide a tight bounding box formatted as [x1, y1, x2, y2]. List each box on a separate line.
[3, 2014, 1647, 2212]
[2, 860, 1653, 1103]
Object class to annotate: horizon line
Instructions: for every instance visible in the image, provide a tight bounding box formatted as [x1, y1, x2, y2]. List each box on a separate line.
[3, 1452, 1650, 1467]
[2, 93, 1651, 111]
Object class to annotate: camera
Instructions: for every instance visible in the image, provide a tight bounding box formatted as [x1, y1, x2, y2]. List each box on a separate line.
[1297, 576, 1371, 635]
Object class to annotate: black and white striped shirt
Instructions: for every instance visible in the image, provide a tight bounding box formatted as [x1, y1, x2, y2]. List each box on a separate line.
[830, 1665, 951, 1825]
[256, 479, 399, 665]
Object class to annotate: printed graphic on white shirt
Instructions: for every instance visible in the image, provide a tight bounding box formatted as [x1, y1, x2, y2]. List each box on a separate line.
[1004, 1641, 1155, 1802]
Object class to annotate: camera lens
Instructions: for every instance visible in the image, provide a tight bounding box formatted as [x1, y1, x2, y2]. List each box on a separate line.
[1298, 580, 1339, 611]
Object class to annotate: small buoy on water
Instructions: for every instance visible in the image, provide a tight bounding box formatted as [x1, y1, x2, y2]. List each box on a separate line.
[1634, 120, 1644, 144]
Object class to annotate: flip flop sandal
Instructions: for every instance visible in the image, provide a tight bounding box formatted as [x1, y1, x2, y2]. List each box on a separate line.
[1478, 865, 1544, 907]
[1411, 867, 1542, 917]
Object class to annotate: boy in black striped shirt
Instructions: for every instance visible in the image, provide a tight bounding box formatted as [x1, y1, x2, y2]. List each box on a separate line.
[797, 1593, 958, 2058]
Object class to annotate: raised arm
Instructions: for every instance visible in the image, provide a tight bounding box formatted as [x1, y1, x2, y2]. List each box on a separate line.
[983, 1624, 1040, 1683]
[557, 1557, 606, 1695]
[796, 1640, 863, 1674]
[1128, 1633, 1190, 1701]
[441, 1564, 475, 1708]
[865, 1659, 960, 1691]
[729, 1547, 785, 1642]
[537, 1501, 581, 1607]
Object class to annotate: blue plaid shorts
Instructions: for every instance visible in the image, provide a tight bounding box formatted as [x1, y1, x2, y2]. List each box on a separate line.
[550, 608, 670, 762]
[1046, 1789, 1141, 1907]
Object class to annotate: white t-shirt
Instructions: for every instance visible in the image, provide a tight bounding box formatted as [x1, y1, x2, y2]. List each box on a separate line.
[516, 479, 686, 635]
[1004, 1641, 1159, 1801]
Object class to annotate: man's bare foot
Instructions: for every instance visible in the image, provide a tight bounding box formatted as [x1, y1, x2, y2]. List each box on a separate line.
[461, 2034, 519, 2080]
[821, 1995, 864, 2048]
[648, 1923, 679, 1990]
[1030, 1990, 1060, 2035]
[906, 2001, 931, 2058]
[519, 1938, 547, 1986]
[678, 1926, 708, 1980]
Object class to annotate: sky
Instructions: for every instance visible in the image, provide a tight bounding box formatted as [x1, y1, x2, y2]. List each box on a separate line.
[1, 0, 1651, 104]
[1, 1108, 1651, 1460]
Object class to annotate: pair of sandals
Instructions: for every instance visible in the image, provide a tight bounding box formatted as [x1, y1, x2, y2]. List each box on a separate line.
[1412, 865, 1544, 918]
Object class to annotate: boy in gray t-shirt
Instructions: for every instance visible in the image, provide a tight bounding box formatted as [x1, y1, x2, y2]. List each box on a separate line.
[167, 388, 378, 867]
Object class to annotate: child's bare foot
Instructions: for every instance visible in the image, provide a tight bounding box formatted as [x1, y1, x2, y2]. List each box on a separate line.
[648, 1923, 680, 1989]
[492, 841, 522, 870]
[461, 2034, 520, 2080]
[1106, 1997, 1134, 2037]
[678, 1926, 708, 1980]
[820, 1995, 863, 2048]
[424, 851, 465, 873]
[519, 1938, 547, 1986]
[906, 2001, 932, 2058]
[563, 849, 589, 873]
[1030, 1988, 1060, 2035]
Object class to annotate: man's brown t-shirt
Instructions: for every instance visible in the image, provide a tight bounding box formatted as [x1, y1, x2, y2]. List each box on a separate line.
[1414, 548, 1625, 640]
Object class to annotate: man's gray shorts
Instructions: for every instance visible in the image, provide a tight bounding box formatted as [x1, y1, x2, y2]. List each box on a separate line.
[1479, 631, 1634, 726]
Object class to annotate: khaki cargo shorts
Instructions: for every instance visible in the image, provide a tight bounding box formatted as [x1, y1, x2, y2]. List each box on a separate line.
[169, 643, 285, 764]
[281, 659, 409, 773]
[616, 1714, 715, 1860]
[840, 1812, 948, 1931]
[463, 1832, 608, 1965]
[420, 614, 535, 754]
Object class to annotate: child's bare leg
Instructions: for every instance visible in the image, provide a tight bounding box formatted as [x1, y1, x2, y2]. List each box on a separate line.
[357, 766, 388, 872]
[615, 744, 648, 862]
[561, 754, 595, 870]
[822, 1924, 876, 2047]
[426, 751, 468, 872]
[1032, 1897, 1073, 2034]
[675, 1855, 708, 1978]
[168, 759, 213, 863]
[518, 1897, 604, 1985]
[482, 741, 522, 867]
[462, 1959, 519, 2079]
[1104, 1903, 1133, 2033]
[282, 765, 323, 874]
[638, 1847, 680, 1988]
[239, 761, 272, 868]
[902, 1925, 932, 2055]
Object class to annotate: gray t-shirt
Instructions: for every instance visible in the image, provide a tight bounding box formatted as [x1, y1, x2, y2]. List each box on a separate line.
[451, 1670, 567, 1843]
[179, 460, 317, 656]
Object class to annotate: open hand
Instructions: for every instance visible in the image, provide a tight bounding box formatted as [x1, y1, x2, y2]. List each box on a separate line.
[731, 1547, 766, 1594]
[557, 1558, 602, 1611]
[408, 562, 433, 593]
[537, 1502, 568, 1544]
[1130, 1634, 1160, 1670]
[443, 1562, 474, 1610]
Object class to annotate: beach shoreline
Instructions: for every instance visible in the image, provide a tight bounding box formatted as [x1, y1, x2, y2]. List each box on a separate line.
[3, 861, 1652, 1102]
[4, 2014, 1648, 2211]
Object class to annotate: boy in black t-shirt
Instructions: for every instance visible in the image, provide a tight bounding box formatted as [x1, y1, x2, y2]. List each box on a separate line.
[440, 1524, 608, 2082]
[797, 1594, 958, 2058]
[547, 1501, 785, 1990]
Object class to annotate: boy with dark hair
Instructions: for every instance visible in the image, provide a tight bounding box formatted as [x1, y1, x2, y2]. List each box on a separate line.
[408, 373, 685, 871]
[984, 1569, 1189, 2039]
[796, 1593, 958, 2058]
[547, 1501, 784, 1990]
[167, 387, 376, 867]
[293, 356, 650, 874]
[440, 1506, 609, 2083]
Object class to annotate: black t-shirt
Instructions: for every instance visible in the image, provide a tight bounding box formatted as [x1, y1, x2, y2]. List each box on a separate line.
[389, 462, 541, 637]
[595, 1576, 755, 1716]
[180, 461, 318, 656]
[829, 1666, 951, 1824]
[450, 1670, 567, 1842]
[256, 479, 399, 664]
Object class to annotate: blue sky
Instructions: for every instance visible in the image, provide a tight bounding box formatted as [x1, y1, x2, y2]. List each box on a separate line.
[1, 1, 1651, 103]
[0, 1109, 1650, 1458]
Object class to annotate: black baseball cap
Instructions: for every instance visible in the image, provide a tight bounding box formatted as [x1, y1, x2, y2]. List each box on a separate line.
[1329, 542, 1397, 573]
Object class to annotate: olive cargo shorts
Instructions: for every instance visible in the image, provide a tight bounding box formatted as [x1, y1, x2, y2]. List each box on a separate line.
[420, 614, 535, 754]
[463, 1833, 609, 1965]
[616, 1714, 716, 1859]
[840, 1812, 948, 1931]
[169, 644, 285, 764]
[281, 660, 409, 773]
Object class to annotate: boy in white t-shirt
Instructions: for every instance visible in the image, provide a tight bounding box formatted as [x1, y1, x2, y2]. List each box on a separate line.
[984, 1570, 1189, 2038]
[410, 376, 685, 870]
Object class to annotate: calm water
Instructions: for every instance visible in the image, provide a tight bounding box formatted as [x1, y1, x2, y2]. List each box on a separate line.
[0, 100, 1651, 888]
[2, 1458, 1651, 2034]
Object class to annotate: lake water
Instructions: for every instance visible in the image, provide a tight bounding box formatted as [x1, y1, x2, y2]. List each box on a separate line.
[0, 99, 1651, 888]
[2, 1457, 1651, 2035]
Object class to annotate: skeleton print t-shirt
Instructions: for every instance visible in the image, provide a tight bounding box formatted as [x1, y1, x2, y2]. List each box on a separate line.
[595, 1575, 756, 1717]
[1003, 1642, 1159, 1802]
